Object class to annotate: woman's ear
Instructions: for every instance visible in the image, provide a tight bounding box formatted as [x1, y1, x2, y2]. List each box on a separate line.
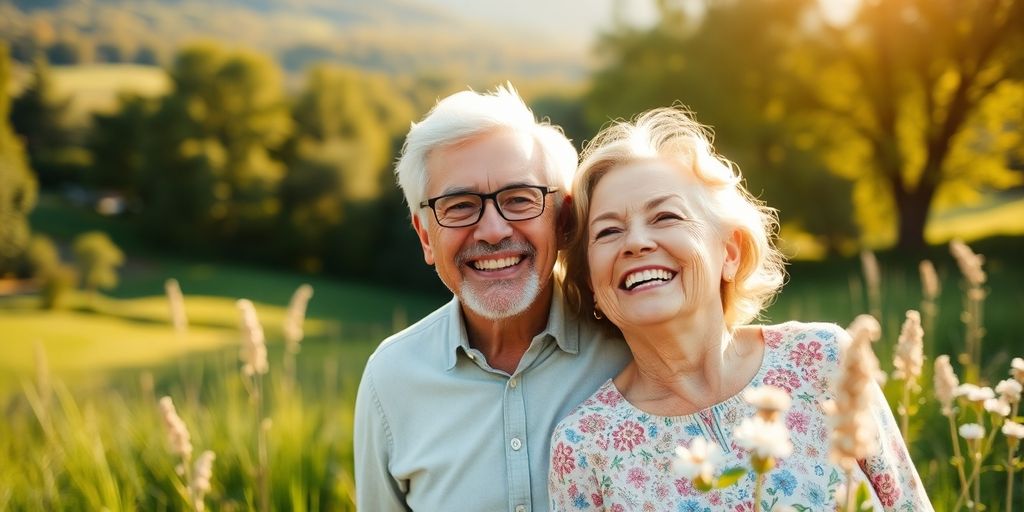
[722, 228, 743, 282]
[556, 194, 574, 251]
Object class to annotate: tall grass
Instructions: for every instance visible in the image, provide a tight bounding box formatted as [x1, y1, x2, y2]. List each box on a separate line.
[2, 236, 1023, 510]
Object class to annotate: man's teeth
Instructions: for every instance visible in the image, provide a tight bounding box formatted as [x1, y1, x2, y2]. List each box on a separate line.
[472, 256, 522, 271]
[624, 269, 675, 290]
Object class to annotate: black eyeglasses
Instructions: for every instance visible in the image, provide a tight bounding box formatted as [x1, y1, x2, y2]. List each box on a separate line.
[419, 185, 558, 228]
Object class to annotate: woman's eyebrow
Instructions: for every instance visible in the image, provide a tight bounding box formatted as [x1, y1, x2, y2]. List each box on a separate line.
[590, 194, 683, 226]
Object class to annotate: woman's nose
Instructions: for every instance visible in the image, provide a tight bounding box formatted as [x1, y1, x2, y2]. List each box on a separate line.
[622, 226, 656, 257]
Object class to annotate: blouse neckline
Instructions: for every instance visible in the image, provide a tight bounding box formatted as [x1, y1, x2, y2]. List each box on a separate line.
[601, 324, 775, 421]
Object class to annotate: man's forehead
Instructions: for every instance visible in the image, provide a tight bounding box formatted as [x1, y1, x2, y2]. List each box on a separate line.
[425, 130, 548, 194]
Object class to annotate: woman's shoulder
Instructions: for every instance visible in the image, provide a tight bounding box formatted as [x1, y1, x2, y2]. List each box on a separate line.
[551, 379, 626, 443]
[760, 320, 848, 350]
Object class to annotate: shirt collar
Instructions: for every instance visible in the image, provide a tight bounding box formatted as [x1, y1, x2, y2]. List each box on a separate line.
[443, 285, 580, 371]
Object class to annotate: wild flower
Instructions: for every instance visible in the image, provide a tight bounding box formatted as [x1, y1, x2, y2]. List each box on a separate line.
[860, 251, 881, 318]
[934, 355, 959, 417]
[1003, 421, 1024, 440]
[959, 423, 985, 440]
[672, 437, 722, 485]
[919, 260, 940, 301]
[829, 317, 881, 468]
[735, 416, 793, 461]
[283, 284, 313, 353]
[957, 384, 995, 403]
[984, 398, 1011, 418]
[190, 450, 216, 512]
[743, 385, 791, 422]
[950, 239, 986, 287]
[995, 379, 1022, 404]
[237, 299, 268, 377]
[1012, 358, 1024, 384]
[893, 311, 924, 384]
[158, 396, 192, 459]
[165, 278, 188, 335]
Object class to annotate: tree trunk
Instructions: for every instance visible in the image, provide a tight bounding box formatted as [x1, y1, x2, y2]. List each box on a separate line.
[894, 185, 935, 251]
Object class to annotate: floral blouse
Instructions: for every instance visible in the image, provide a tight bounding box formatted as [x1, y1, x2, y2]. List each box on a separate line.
[548, 322, 932, 511]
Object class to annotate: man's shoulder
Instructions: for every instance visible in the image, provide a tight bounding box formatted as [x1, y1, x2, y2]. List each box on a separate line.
[363, 300, 454, 374]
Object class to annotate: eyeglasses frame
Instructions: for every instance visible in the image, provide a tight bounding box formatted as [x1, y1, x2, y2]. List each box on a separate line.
[419, 184, 559, 228]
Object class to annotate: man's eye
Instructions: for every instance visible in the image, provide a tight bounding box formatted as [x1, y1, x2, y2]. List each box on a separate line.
[445, 201, 477, 211]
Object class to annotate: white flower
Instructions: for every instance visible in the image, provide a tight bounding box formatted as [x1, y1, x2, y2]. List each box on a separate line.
[934, 355, 960, 416]
[959, 423, 985, 440]
[892, 310, 924, 383]
[984, 398, 1011, 417]
[1012, 357, 1024, 384]
[996, 378, 1022, 404]
[237, 299, 268, 376]
[956, 384, 994, 403]
[158, 396, 193, 459]
[734, 416, 793, 460]
[949, 239, 986, 287]
[743, 385, 791, 420]
[283, 284, 314, 352]
[919, 260, 940, 301]
[672, 437, 722, 482]
[190, 450, 216, 512]
[1002, 421, 1024, 440]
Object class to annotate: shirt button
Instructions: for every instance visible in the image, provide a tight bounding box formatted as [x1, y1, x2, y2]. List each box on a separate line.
[509, 378, 518, 388]
[510, 437, 522, 451]
[515, 506, 526, 512]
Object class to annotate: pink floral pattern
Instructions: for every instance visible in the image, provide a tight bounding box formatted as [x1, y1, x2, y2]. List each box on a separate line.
[548, 322, 933, 511]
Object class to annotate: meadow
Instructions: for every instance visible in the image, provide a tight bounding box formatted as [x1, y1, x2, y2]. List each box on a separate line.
[2, 197, 1024, 510]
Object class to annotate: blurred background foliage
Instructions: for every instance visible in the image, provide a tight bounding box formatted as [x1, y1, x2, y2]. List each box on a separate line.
[1, 0, 1024, 510]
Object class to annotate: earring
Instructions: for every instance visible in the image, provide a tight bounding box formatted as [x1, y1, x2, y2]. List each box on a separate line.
[724, 272, 735, 283]
[593, 299, 604, 320]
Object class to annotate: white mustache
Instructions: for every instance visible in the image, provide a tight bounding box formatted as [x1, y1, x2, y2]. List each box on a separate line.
[456, 239, 534, 265]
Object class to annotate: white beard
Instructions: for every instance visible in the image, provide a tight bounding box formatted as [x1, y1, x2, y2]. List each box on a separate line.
[459, 264, 542, 321]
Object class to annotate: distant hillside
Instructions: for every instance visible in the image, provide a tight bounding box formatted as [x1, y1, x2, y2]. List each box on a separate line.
[0, 0, 589, 83]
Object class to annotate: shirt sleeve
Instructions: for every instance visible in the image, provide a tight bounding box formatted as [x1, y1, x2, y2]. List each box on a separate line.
[353, 365, 411, 512]
[858, 381, 934, 511]
[548, 428, 604, 511]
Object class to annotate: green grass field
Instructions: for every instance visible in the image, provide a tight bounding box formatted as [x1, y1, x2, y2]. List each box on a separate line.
[4, 193, 1024, 509]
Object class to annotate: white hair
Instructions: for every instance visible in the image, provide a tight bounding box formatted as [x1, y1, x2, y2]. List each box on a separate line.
[395, 84, 577, 221]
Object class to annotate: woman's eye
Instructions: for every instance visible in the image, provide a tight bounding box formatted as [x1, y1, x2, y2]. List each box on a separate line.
[655, 212, 683, 222]
[594, 227, 620, 240]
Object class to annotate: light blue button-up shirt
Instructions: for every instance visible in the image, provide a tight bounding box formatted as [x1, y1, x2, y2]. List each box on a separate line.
[354, 289, 632, 511]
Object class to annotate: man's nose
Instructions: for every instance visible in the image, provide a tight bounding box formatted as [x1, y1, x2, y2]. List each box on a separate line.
[473, 199, 514, 244]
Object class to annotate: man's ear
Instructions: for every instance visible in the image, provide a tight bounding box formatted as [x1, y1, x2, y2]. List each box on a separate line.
[556, 195, 574, 251]
[411, 213, 435, 266]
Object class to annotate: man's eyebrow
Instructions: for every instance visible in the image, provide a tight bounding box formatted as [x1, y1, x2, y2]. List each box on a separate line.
[590, 194, 683, 225]
[438, 181, 537, 196]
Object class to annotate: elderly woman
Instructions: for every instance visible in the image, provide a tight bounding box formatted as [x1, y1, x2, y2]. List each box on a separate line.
[548, 108, 930, 510]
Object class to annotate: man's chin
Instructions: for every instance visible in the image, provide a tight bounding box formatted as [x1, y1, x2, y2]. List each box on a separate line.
[460, 278, 541, 321]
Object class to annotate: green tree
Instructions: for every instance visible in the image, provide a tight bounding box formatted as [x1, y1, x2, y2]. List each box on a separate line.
[72, 231, 124, 296]
[26, 234, 75, 310]
[590, 0, 1024, 251]
[0, 42, 38, 276]
[279, 65, 412, 273]
[9, 54, 75, 188]
[586, 0, 859, 254]
[138, 43, 292, 250]
[786, 0, 1024, 249]
[87, 94, 155, 198]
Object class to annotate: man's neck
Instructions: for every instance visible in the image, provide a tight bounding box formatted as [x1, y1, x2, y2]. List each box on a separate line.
[461, 282, 554, 375]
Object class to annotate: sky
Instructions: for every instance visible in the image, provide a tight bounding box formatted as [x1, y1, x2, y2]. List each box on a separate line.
[418, 0, 659, 51]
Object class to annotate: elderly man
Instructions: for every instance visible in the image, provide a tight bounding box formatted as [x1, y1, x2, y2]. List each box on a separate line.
[353, 85, 631, 511]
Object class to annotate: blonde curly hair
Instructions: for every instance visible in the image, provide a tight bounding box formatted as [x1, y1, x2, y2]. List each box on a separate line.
[560, 107, 786, 331]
